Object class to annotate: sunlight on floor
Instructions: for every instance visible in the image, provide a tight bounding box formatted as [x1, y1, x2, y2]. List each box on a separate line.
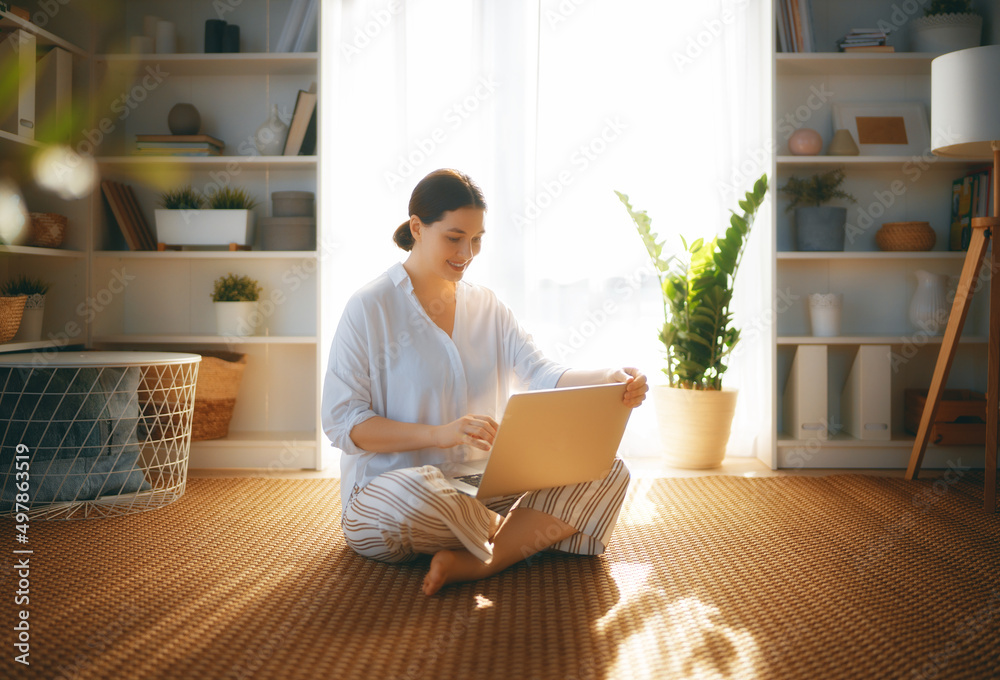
[600, 562, 760, 679]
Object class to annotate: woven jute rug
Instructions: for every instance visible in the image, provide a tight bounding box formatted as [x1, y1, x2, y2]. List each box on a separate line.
[1, 472, 998, 680]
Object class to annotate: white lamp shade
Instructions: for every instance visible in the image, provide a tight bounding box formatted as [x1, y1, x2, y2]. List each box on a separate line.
[931, 45, 1000, 158]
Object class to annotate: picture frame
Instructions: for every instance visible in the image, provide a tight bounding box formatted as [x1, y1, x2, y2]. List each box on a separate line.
[831, 102, 930, 156]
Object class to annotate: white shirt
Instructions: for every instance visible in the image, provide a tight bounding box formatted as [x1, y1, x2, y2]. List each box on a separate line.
[322, 262, 567, 508]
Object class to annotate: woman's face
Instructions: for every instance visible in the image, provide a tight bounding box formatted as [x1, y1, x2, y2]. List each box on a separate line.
[411, 206, 485, 282]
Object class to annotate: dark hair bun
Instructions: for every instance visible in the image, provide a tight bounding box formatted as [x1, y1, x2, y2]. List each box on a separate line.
[393, 221, 415, 251]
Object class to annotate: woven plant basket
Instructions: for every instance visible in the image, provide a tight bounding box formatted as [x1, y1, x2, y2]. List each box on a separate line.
[875, 221, 936, 251]
[0, 295, 28, 343]
[191, 351, 248, 441]
[27, 213, 67, 248]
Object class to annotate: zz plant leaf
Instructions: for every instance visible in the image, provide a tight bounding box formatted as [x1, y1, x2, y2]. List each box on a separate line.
[617, 174, 769, 390]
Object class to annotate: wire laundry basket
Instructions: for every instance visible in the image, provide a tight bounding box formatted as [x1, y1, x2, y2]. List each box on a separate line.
[0, 351, 200, 520]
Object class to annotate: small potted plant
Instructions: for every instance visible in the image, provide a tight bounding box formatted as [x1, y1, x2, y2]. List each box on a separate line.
[910, 0, 982, 53]
[1, 275, 49, 343]
[779, 168, 857, 251]
[212, 273, 262, 337]
[155, 185, 258, 248]
[616, 174, 768, 468]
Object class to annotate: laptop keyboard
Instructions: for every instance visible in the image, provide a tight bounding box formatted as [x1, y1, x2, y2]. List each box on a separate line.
[455, 473, 483, 488]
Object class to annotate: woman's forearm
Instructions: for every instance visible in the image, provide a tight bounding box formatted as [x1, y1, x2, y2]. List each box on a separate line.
[556, 368, 616, 388]
[350, 416, 440, 453]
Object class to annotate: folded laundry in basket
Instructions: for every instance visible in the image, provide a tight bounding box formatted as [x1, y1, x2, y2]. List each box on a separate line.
[0, 365, 151, 511]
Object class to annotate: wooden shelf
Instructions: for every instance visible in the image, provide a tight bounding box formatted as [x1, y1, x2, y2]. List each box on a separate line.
[0, 338, 83, 354]
[94, 52, 318, 76]
[777, 335, 988, 345]
[777, 155, 986, 166]
[0, 10, 88, 57]
[97, 155, 317, 170]
[93, 335, 317, 344]
[775, 52, 942, 76]
[0, 245, 86, 258]
[93, 250, 318, 260]
[0, 129, 43, 156]
[777, 251, 967, 260]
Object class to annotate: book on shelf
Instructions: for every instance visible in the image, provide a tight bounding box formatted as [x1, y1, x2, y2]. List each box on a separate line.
[135, 134, 225, 149]
[950, 167, 993, 251]
[842, 45, 895, 53]
[283, 88, 317, 156]
[776, 0, 815, 53]
[101, 180, 156, 251]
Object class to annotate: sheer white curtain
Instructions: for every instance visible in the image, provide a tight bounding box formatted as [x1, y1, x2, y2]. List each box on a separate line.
[321, 0, 771, 466]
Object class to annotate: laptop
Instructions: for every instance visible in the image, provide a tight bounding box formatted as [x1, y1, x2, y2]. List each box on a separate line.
[439, 382, 632, 499]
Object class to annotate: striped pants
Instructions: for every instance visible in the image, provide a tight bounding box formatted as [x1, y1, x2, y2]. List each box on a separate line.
[342, 458, 630, 563]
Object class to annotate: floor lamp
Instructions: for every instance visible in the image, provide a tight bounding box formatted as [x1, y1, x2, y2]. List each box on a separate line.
[905, 45, 999, 513]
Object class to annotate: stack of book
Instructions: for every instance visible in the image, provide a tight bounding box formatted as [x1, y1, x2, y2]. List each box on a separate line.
[838, 29, 892, 53]
[134, 134, 225, 156]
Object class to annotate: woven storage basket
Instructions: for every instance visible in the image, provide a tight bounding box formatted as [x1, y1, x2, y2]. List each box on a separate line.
[875, 221, 936, 251]
[0, 295, 28, 343]
[191, 351, 248, 441]
[27, 212, 67, 248]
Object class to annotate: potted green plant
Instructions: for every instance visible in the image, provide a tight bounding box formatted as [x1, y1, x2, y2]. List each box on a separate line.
[616, 174, 768, 468]
[910, 0, 982, 53]
[155, 185, 258, 248]
[1, 275, 50, 343]
[779, 168, 856, 251]
[212, 273, 262, 337]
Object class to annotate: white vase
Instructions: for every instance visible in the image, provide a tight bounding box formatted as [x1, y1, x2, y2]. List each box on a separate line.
[653, 384, 738, 469]
[11, 294, 44, 343]
[215, 301, 260, 337]
[808, 293, 842, 337]
[254, 104, 289, 156]
[909, 269, 947, 334]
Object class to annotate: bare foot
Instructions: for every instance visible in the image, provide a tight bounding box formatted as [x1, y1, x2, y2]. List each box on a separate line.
[422, 549, 491, 596]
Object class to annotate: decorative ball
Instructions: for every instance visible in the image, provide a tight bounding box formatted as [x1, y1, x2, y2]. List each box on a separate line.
[788, 128, 823, 156]
[168, 103, 201, 136]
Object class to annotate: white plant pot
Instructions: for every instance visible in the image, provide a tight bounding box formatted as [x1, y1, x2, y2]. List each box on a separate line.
[215, 301, 259, 337]
[910, 14, 982, 53]
[11, 307, 43, 343]
[154, 209, 255, 247]
[653, 384, 738, 469]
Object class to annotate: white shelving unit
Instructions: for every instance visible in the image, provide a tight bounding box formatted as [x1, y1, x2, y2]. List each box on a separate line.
[2, 0, 323, 471]
[767, 0, 996, 470]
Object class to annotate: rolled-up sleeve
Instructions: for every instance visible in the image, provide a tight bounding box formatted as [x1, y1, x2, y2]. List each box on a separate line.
[498, 300, 567, 391]
[322, 299, 379, 456]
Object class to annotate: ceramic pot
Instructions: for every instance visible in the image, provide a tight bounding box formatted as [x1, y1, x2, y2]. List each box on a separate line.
[205, 20, 226, 53]
[653, 384, 738, 469]
[254, 104, 288, 156]
[808, 293, 842, 337]
[909, 269, 947, 334]
[11, 293, 44, 343]
[168, 103, 200, 136]
[215, 301, 260, 337]
[788, 128, 823, 155]
[794, 207, 847, 251]
[910, 13, 982, 53]
[828, 129, 859, 156]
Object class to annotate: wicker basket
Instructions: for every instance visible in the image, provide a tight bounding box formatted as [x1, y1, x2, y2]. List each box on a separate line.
[27, 213, 67, 248]
[139, 351, 247, 441]
[875, 221, 936, 251]
[191, 352, 248, 441]
[0, 295, 28, 343]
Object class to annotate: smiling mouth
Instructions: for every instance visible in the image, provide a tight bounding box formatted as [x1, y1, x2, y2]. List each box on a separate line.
[448, 260, 469, 271]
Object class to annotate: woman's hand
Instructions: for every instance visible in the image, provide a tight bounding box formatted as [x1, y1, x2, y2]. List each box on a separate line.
[610, 367, 648, 408]
[435, 414, 499, 451]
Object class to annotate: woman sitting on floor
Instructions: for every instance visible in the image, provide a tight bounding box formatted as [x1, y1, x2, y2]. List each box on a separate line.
[322, 168, 647, 595]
